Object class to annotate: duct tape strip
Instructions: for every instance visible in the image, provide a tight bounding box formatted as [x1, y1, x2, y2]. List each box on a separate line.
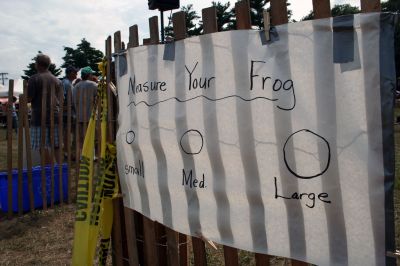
[118, 54, 127, 77]
[333, 15, 354, 63]
[163, 41, 175, 61]
[259, 27, 280, 45]
[380, 12, 398, 266]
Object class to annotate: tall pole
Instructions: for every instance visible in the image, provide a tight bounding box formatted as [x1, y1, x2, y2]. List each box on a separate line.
[0, 73, 9, 85]
[160, 10, 165, 43]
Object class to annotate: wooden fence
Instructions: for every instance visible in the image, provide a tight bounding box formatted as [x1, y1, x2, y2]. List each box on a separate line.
[0, 0, 386, 265]
[106, 0, 385, 265]
[1, 72, 107, 219]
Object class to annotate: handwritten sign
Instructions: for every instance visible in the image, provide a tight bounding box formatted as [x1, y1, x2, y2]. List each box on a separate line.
[116, 13, 396, 266]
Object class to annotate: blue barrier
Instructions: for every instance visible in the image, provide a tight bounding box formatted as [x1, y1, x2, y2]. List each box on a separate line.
[0, 164, 68, 212]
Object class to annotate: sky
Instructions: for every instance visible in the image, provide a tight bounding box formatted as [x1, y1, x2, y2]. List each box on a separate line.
[0, 0, 360, 86]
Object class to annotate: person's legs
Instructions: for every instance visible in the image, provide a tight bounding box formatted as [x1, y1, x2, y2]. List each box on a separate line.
[63, 115, 68, 158]
[30, 126, 42, 165]
[44, 126, 61, 164]
[54, 126, 60, 164]
[12, 116, 18, 134]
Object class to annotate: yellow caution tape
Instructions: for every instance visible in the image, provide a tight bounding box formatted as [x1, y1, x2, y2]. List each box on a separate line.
[72, 60, 119, 266]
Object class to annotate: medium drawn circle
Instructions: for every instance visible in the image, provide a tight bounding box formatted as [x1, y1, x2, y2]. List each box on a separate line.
[283, 129, 330, 179]
[126, 130, 136, 144]
[180, 129, 204, 155]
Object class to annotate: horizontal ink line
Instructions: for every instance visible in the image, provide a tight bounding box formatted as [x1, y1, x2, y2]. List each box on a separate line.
[127, 94, 279, 108]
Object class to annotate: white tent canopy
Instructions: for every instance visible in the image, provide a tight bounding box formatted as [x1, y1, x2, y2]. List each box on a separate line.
[0, 79, 24, 98]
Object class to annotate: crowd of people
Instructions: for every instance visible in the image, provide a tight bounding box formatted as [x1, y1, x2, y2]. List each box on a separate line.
[27, 53, 98, 164]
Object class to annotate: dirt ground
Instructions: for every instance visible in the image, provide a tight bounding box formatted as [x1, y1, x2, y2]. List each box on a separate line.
[0, 123, 399, 265]
[0, 205, 75, 265]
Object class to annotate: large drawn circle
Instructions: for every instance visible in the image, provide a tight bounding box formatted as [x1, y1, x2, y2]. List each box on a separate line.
[283, 129, 330, 179]
[180, 129, 204, 155]
[126, 130, 136, 144]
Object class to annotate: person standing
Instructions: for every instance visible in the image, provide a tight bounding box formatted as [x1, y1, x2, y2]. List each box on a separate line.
[62, 66, 78, 101]
[27, 53, 62, 164]
[61, 66, 78, 156]
[73, 66, 98, 151]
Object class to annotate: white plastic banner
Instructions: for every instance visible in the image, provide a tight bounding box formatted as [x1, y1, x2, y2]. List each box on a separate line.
[116, 13, 396, 266]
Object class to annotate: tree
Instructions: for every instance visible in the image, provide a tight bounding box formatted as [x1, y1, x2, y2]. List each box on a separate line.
[21, 51, 62, 80]
[301, 4, 360, 21]
[249, 0, 293, 29]
[61, 39, 103, 76]
[212, 1, 235, 31]
[250, 0, 268, 29]
[164, 4, 202, 39]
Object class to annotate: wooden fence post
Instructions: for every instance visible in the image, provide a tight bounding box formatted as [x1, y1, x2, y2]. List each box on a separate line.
[66, 82, 72, 204]
[58, 86, 64, 205]
[203, 5, 240, 265]
[150, 13, 181, 266]
[107, 33, 125, 266]
[23, 80, 34, 211]
[123, 24, 141, 266]
[172, 9, 208, 266]
[149, 16, 160, 44]
[128, 25, 139, 48]
[75, 88, 81, 193]
[173, 11, 186, 40]
[40, 82, 47, 210]
[17, 93, 25, 215]
[360, 0, 381, 12]
[50, 83, 55, 208]
[173, 10, 190, 266]
[235, 0, 251, 30]
[202, 7, 218, 34]
[235, 1, 273, 265]
[17, 95, 24, 215]
[7, 80, 14, 218]
[312, 0, 331, 19]
[270, 0, 288, 26]
[138, 18, 161, 266]
[270, 1, 307, 266]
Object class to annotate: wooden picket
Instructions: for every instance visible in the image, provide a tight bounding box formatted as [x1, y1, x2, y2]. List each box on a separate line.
[17, 92, 24, 216]
[23, 80, 34, 211]
[50, 83, 55, 208]
[58, 86, 64, 206]
[40, 83, 47, 210]
[7, 80, 14, 218]
[67, 84, 72, 204]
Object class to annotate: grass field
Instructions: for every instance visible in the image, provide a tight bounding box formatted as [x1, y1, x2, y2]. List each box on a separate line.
[0, 118, 399, 265]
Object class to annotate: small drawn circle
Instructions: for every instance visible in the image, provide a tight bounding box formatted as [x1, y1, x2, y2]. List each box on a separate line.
[180, 129, 204, 155]
[283, 129, 330, 179]
[126, 131, 136, 144]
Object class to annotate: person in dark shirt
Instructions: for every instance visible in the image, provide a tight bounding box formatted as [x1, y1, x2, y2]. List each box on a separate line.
[72, 66, 98, 154]
[27, 53, 62, 164]
[61, 66, 78, 158]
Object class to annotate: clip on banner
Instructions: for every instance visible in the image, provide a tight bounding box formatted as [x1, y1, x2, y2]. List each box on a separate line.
[163, 41, 176, 61]
[263, 10, 271, 41]
[333, 14, 355, 63]
[259, 10, 279, 46]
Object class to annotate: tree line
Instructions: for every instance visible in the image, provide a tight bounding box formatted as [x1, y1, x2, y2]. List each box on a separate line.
[22, 0, 398, 79]
[22, 38, 104, 80]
